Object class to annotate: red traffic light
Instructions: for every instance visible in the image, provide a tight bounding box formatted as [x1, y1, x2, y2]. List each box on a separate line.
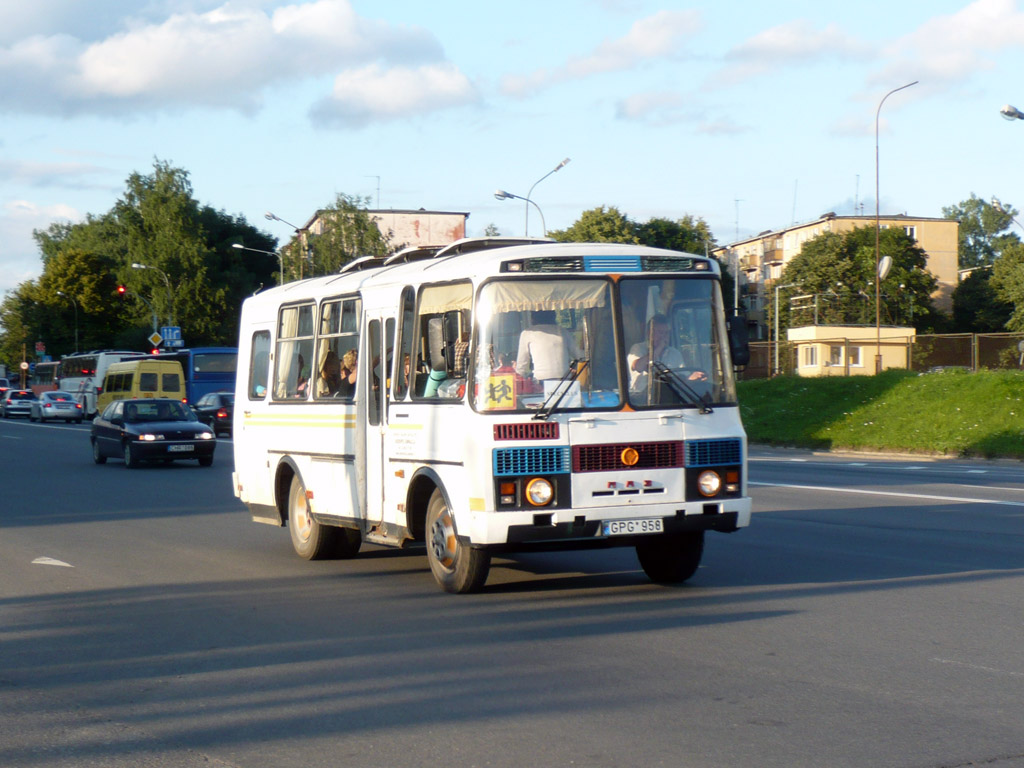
[117, 285, 127, 295]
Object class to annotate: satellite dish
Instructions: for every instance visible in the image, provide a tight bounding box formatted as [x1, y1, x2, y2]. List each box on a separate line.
[878, 255, 892, 280]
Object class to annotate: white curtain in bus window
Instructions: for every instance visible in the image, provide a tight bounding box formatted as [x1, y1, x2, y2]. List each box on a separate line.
[315, 297, 361, 399]
[275, 304, 315, 399]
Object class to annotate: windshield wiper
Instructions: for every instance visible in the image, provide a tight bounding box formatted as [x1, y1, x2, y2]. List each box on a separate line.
[533, 358, 589, 421]
[651, 361, 713, 414]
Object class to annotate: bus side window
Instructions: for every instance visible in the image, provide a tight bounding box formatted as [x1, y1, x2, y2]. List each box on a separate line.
[274, 304, 314, 400]
[248, 331, 271, 399]
[367, 319, 382, 426]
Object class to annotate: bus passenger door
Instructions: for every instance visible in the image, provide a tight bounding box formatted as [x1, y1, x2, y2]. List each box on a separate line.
[361, 318, 389, 525]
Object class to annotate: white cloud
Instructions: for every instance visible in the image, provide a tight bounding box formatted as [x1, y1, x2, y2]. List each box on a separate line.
[501, 10, 701, 98]
[0, 159, 111, 189]
[710, 19, 869, 87]
[870, 0, 1024, 89]
[0, 200, 81, 295]
[310, 62, 478, 128]
[0, 0, 458, 124]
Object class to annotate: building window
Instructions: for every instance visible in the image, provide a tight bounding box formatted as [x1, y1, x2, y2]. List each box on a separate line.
[903, 225, 917, 240]
[802, 346, 817, 367]
[829, 346, 843, 366]
[848, 347, 862, 367]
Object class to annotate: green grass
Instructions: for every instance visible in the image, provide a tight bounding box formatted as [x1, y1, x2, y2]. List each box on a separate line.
[737, 368, 1024, 458]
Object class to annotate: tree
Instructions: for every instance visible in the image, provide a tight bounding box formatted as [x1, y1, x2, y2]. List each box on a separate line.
[635, 215, 716, 255]
[773, 226, 938, 337]
[296, 194, 391, 278]
[942, 194, 1021, 269]
[549, 206, 639, 244]
[951, 269, 1012, 332]
[990, 241, 1024, 332]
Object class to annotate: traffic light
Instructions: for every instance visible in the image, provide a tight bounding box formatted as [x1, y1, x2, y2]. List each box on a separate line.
[117, 285, 127, 296]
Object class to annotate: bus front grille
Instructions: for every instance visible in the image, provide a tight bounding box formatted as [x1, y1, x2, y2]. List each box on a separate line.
[493, 446, 571, 476]
[685, 438, 742, 467]
[572, 441, 684, 473]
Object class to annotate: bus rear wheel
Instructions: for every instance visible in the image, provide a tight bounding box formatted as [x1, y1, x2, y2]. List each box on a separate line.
[287, 474, 361, 560]
[636, 531, 704, 584]
[426, 488, 490, 594]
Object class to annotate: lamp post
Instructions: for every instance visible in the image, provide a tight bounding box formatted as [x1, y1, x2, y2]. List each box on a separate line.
[233, 243, 284, 286]
[524, 158, 570, 236]
[494, 189, 548, 235]
[991, 197, 1024, 234]
[875, 80, 918, 374]
[56, 291, 79, 353]
[131, 262, 174, 326]
[773, 281, 801, 376]
[1000, 104, 1024, 121]
[265, 211, 311, 279]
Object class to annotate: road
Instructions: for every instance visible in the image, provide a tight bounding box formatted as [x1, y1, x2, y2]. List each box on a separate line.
[1, 419, 1022, 768]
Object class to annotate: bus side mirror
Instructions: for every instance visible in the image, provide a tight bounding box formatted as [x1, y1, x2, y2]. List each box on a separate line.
[726, 314, 750, 368]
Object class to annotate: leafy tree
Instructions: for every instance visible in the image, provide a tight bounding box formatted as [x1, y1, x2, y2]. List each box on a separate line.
[549, 206, 639, 244]
[942, 194, 1021, 269]
[990, 241, 1024, 332]
[292, 193, 391, 278]
[951, 269, 1012, 332]
[635, 215, 716, 255]
[772, 226, 938, 337]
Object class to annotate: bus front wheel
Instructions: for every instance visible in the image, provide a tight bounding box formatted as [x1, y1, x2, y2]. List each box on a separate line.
[287, 474, 360, 560]
[426, 489, 490, 594]
[636, 531, 704, 584]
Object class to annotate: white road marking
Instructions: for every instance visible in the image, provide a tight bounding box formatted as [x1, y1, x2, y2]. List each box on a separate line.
[749, 481, 1024, 507]
[32, 557, 74, 568]
[931, 657, 1024, 679]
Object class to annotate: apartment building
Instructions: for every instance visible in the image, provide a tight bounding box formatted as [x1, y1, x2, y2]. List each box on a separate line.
[714, 213, 959, 339]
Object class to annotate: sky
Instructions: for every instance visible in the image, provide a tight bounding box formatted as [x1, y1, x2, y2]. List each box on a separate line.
[3, 0, 1024, 296]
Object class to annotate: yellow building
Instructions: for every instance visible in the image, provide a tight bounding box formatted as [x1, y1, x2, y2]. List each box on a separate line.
[714, 213, 958, 339]
[786, 325, 916, 376]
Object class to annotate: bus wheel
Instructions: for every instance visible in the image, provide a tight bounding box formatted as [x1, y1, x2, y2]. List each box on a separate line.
[426, 489, 490, 594]
[636, 531, 704, 584]
[287, 474, 360, 560]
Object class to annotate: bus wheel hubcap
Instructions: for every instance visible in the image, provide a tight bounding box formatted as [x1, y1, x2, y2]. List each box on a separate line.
[430, 511, 456, 569]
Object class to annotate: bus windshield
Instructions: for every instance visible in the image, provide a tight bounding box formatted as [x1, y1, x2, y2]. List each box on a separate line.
[472, 275, 736, 412]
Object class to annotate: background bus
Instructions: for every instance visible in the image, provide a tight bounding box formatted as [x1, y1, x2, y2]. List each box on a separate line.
[30, 360, 59, 396]
[142, 347, 237, 404]
[57, 350, 145, 417]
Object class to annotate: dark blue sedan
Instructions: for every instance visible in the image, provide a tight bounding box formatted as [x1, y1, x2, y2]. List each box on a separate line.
[91, 398, 216, 468]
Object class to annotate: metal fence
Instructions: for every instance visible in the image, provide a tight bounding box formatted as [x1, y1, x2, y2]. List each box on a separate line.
[740, 333, 1024, 379]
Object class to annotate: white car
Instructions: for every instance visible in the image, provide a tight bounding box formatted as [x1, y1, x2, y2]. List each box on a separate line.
[30, 391, 85, 423]
[1, 389, 37, 419]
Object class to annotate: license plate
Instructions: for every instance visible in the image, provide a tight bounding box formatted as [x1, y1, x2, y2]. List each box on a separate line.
[168, 444, 194, 453]
[602, 517, 664, 536]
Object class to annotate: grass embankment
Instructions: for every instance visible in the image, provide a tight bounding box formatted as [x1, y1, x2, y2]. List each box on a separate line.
[737, 368, 1024, 459]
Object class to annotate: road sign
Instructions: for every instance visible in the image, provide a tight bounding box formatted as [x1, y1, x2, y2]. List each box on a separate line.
[164, 338, 185, 348]
[161, 326, 182, 341]
[149, 332, 163, 346]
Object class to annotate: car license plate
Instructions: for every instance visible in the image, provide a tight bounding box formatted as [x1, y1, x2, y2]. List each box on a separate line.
[602, 517, 664, 536]
[168, 444, 194, 453]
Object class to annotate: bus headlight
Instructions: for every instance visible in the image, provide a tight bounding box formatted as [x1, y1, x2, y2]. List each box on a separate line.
[524, 478, 554, 506]
[697, 470, 722, 497]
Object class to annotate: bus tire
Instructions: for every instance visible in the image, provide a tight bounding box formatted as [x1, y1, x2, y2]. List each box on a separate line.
[636, 531, 704, 584]
[287, 474, 360, 560]
[426, 488, 490, 594]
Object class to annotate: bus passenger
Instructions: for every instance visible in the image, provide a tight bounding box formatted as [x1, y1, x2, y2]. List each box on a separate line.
[317, 349, 341, 397]
[515, 310, 581, 381]
[337, 349, 357, 398]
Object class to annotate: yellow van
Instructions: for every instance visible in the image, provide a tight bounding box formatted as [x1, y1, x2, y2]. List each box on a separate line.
[96, 359, 186, 414]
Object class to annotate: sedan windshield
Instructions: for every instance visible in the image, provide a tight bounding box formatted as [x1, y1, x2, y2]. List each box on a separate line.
[125, 401, 191, 423]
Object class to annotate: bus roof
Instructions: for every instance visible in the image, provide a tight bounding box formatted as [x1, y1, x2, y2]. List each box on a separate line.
[246, 240, 719, 311]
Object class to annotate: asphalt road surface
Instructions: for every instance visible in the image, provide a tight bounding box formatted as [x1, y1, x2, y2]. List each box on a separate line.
[1, 418, 1022, 768]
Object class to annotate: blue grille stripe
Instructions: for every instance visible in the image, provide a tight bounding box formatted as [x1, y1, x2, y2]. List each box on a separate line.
[583, 255, 642, 272]
[685, 439, 742, 467]
[493, 446, 571, 476]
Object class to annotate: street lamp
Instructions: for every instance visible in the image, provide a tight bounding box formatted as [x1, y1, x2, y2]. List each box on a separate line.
[56, 291, 78, 353]
[524, 158, 570, 236]
[265, 211, 311, 279]
[991, 197, 1024, 234]
[131, 262, 174, 326]
[233, 243, 284, 286]
[494, 189, 548, 236]
[875, 80, 918, 374]
[773, 282, 801, 376]
[1000, 104, 1024, 121]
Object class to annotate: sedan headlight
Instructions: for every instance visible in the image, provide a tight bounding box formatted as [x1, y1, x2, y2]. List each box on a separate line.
[524, 477, 554, 506]
[697, 470, 722, 497]
[139, 433, 164, 441]
[198, 432, 214, 440]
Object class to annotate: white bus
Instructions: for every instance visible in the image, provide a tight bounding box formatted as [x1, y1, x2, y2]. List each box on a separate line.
[233, 239, 752, 593]
[57, 350, 145, 418]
